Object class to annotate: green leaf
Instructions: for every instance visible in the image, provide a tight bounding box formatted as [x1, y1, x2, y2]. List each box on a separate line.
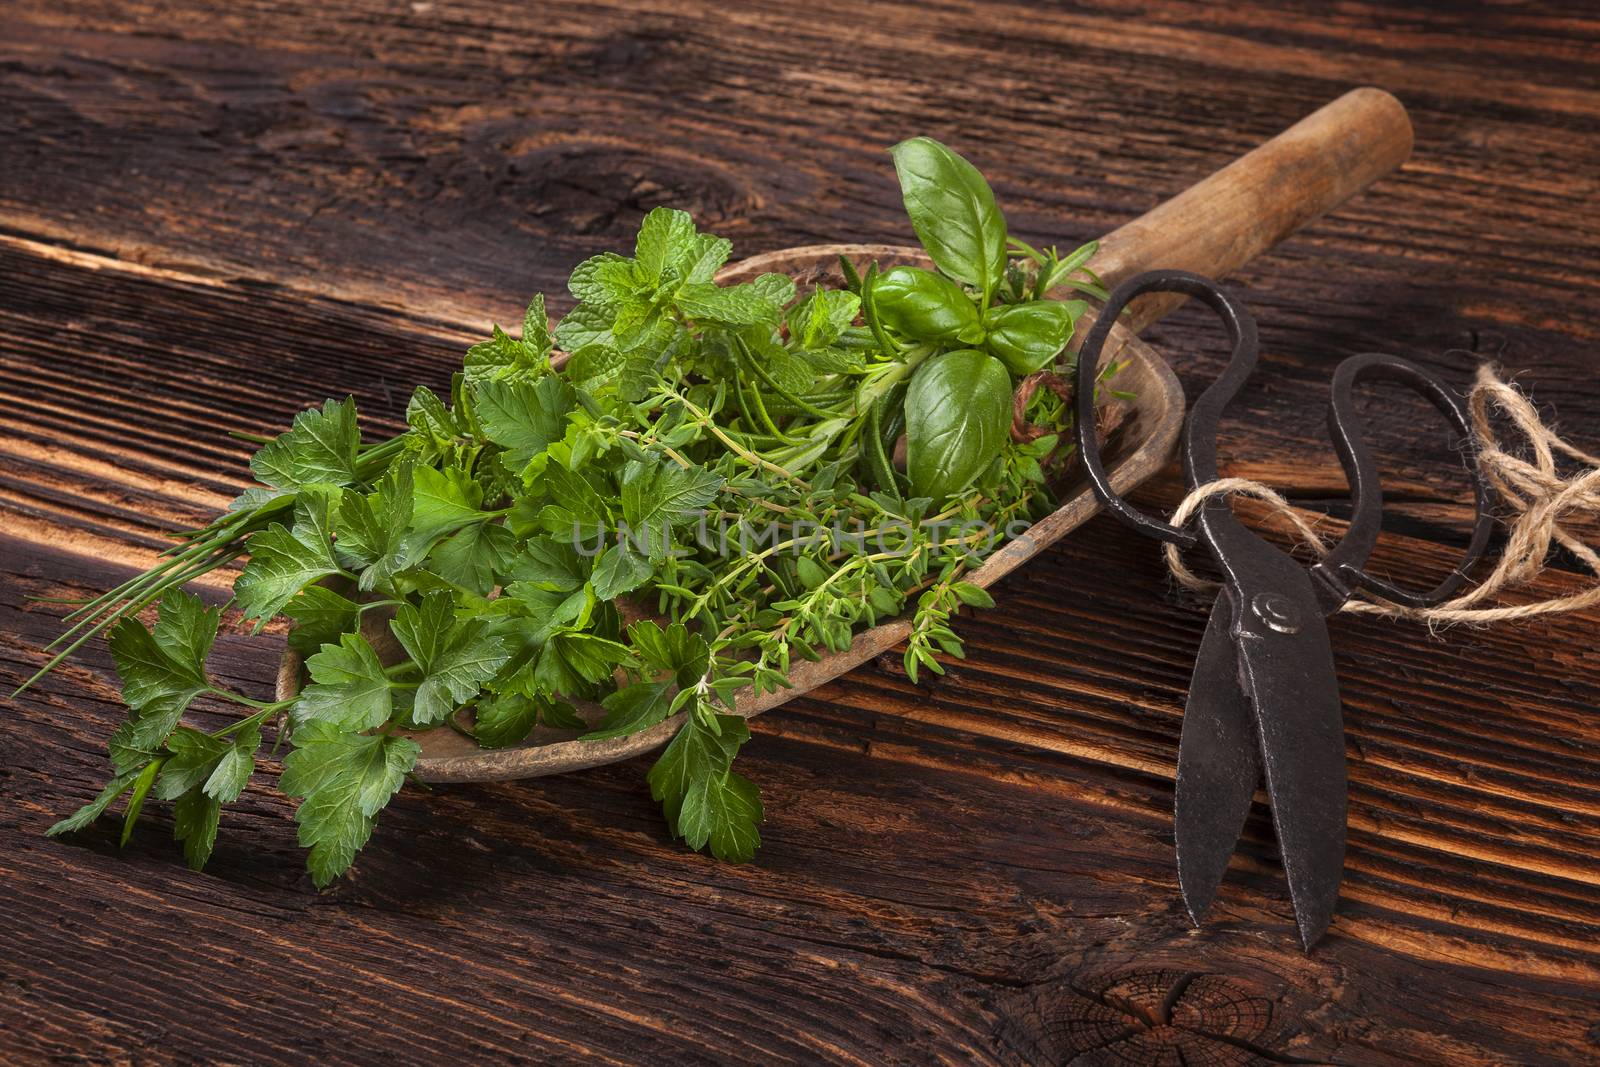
[235, 492, 342, 624]
[46, 770, 142, 836]
[522, 293, 554, 361]
[590, 543, 654, 600]
[280, 722, 419, 887]
[554, 302, 615, 354]
[474, 376, 577, 468]
[249, 397, 361, 490]
[121, 757, 164, 846]
[294, 632, 394, 731]
[891, 137, 1008, 300]
[787, 289, 861, 350]
[109, 590, 217, 718]
[619, 456, 722, 561]
[569, 253, 639, 308]
[465, 322, 548, 382]
[795, 556, 828, 590]
[409, 465, 487, 546]
[473, 691, 542, 749]
[173, 788, 222, 871]
[626, 620, 709, 689]
[429, 521, 518, 597]
[870, 266, 980, 342]
[634, 206, 697, 285]
[684, 234, 733, 285]
[155, 727, 232, 801]
[983, 299, 1077, 374]
[565, 342, 626, 385]
[951, 581, 996, 608]
[507, 536, 590, 592]
[205, 724, 260, 803]
[673, 283, 780, 327]
[647, 711, 750, 827]
[334, 464, 413, 576]
[677, 769, 763, 862]
[391, 593, 511, 725]
[905, 349, 1012, 501]
[284, 585, 364, 657]
[749, 273, 797, 308]
[406, 385, 460, 442]
[583, 679, 673, 740]
[537, 463, 612, 543]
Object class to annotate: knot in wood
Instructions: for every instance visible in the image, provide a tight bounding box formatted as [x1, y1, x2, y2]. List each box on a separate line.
[995, 968, 1281, 1066]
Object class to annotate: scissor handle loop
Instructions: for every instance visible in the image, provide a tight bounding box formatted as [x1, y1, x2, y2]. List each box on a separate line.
[1074, 269, 1260, 551]
[1311, 353, 1496, 608]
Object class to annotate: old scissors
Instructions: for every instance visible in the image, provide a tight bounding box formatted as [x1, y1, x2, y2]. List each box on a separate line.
[1073, 269, 1495, 948]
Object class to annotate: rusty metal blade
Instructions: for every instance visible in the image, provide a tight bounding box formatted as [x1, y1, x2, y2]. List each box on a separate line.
[1174, 593, 1259, 926]
[1231, 576, 1349, 950]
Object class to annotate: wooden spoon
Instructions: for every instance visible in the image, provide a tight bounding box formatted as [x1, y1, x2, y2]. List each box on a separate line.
[277, 88, 1413, 783]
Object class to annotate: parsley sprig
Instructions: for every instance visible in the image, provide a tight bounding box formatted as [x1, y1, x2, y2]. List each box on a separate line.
[34, 138, 1116, 883]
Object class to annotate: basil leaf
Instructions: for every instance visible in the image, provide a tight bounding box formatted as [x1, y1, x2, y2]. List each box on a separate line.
[983, 299, 1080, 374]
[871, 267, 981, 342]
[905, 349, 1012, 501]
[891, 137, 1008, 301]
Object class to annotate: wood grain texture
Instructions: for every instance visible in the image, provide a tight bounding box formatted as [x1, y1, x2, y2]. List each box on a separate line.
[2, 1, 1599, 1064]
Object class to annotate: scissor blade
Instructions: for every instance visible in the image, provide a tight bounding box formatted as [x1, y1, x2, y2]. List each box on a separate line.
[1174, 594, 1260, 926]
[1231, 576, 1349, 950]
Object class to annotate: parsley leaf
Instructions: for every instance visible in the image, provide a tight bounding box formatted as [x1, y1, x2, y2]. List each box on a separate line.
[474, 375, 576, 469]
[235, 492, 342, 624]
[391, 592, 511, 725]
[647, 710, 761, 862]
[280, 723, 420, 887]
[249, 397, 361, 490]
[294, 632, 394, 731]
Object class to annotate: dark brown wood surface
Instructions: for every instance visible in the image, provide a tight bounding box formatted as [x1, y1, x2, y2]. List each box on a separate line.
[3, 2, 1599, 1063]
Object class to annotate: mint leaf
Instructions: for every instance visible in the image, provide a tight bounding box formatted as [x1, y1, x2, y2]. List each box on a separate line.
[569, 253, 639, 309]
[522, 293, 554, 362]
[673, 283, 780, 327]
[294, 632, 394, 731]
[554, 302, 615, 354]
[684, 234, 732, 285]
[677, 769, 763, 862]
[465, 322, 547, 382]
[235, 492, 342, 624]
[280, 723, 419, 887]
[633, 206, 696, 285]
[249, 397, 360, 490]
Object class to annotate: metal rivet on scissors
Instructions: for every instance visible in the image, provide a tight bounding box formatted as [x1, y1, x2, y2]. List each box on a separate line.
[1074, 270, 1496, 949]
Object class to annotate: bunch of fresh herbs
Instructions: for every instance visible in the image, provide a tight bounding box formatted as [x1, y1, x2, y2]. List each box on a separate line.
[30, 138, 1118, 883]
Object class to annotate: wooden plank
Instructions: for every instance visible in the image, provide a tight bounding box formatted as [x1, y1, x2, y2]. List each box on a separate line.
[3, 1, 1600, 1062]
[5, 508, 1600, 1063]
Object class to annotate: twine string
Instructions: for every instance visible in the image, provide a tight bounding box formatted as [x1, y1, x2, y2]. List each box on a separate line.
[1164, 365, 1600, 624]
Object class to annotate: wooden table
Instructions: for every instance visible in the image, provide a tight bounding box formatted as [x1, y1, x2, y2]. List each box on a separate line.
[3, 3, 1598, 1063]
